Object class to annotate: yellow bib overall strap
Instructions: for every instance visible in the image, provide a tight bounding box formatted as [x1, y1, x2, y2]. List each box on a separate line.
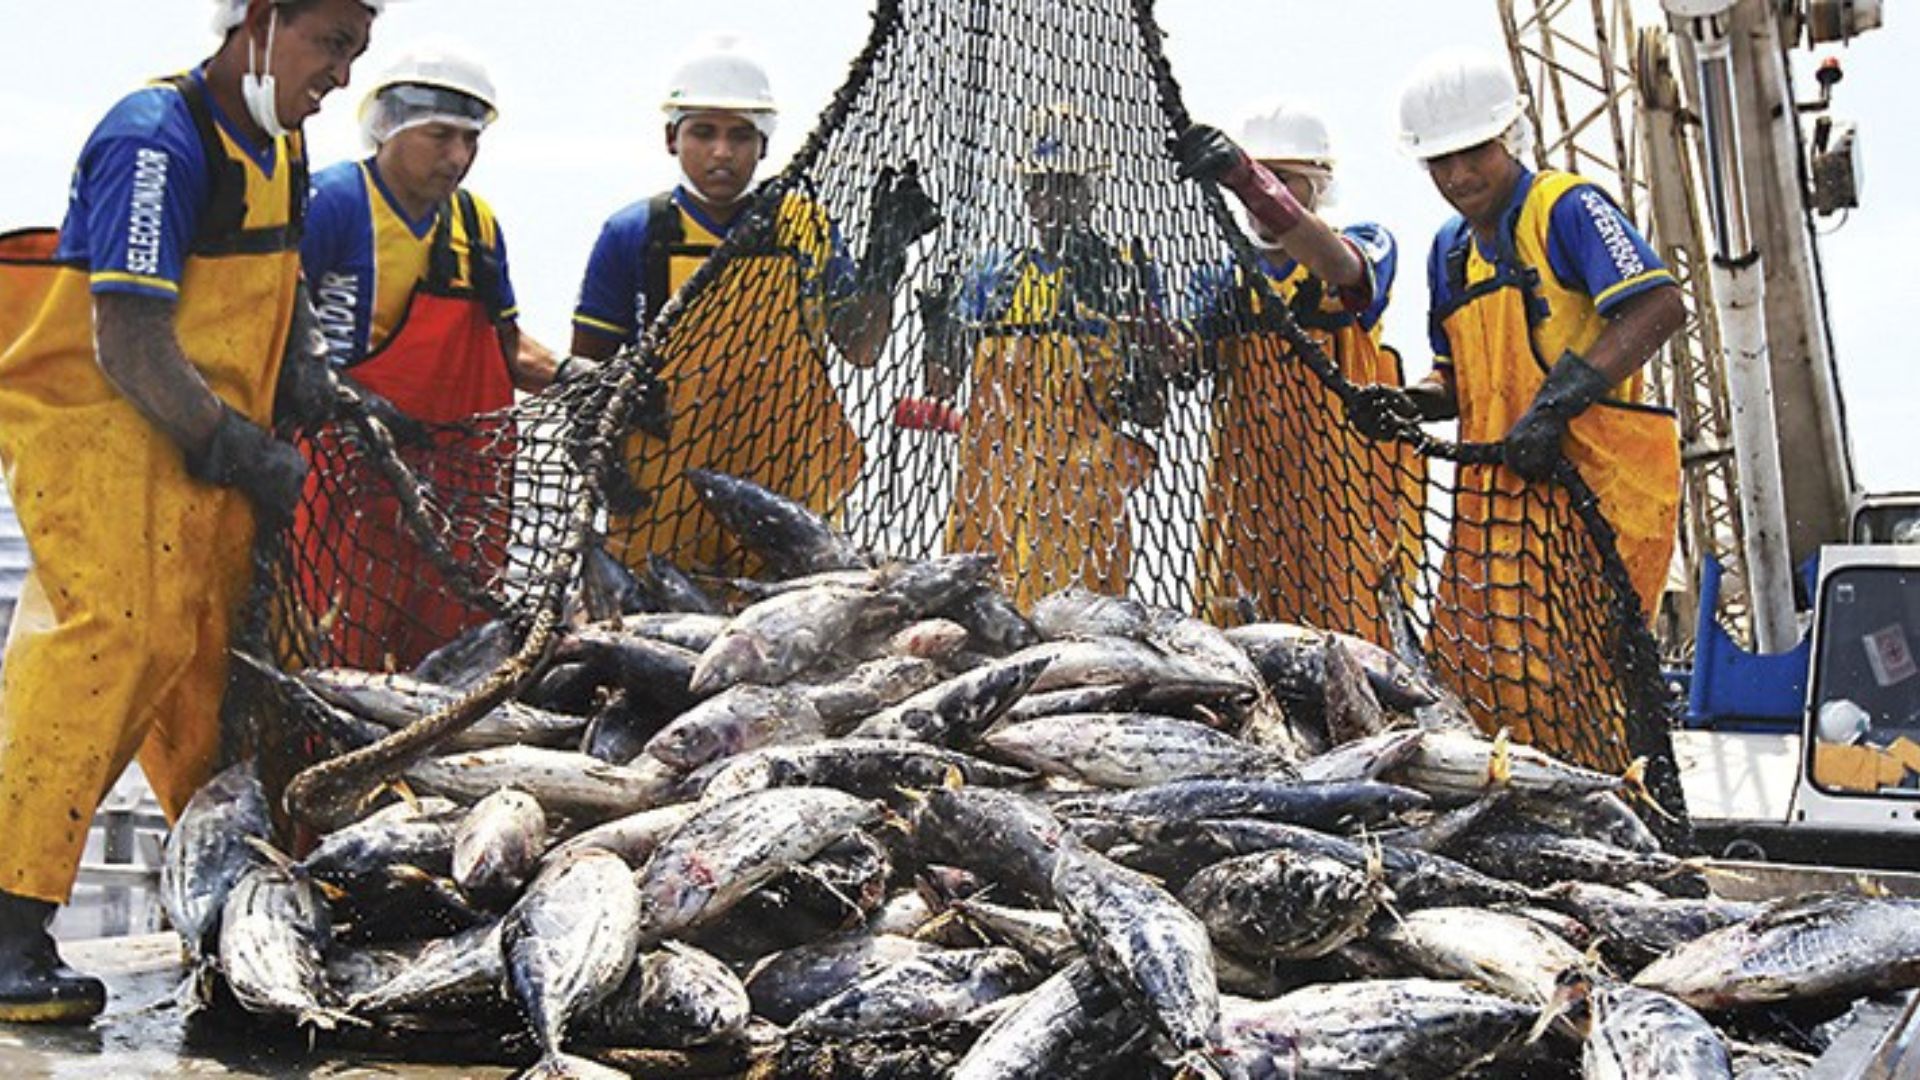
[609, 192, 864, 577]
[1198, 261, 1427, 637]
[0, 75, 304, 904]
[944, 251, 1153, 610]
[1427, 172, 1680, 771]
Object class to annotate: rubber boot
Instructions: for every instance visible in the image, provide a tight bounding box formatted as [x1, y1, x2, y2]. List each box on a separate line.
[0, 890, 106, 1024]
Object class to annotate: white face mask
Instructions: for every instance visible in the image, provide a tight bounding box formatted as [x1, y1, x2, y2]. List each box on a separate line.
[242, 8, 288, 138]
[678, 165, 752, 208]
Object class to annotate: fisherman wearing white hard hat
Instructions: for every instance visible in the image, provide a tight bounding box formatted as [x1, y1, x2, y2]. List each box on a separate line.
[0, 0, 386, 1023]
[296, 45, 561, 670]
[1174, 100, 1414, 628]
[574, 37, 941, 577]
[1360, 49, 1687, 745]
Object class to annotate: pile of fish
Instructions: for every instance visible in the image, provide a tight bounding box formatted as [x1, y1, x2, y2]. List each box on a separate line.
[160, 469, 1920, 1078]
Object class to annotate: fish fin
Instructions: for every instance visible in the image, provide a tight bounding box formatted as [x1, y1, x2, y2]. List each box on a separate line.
[1619, 758, 1677, 822]
[1528, 966, 1592, 1044]
[241, 834, 298, 872]
[1488, 728, 1513, 788]
[1172, 1047, 1230, 1080]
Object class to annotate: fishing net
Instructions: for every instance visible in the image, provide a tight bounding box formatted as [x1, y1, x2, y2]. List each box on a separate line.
[250, 0, 1685, 824]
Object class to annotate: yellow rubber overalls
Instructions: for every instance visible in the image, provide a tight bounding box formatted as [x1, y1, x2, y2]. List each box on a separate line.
[608, 193, 864, 576]
[0, 76, 303, 903]
[1429, 171, 1680, 771]
[945, 252, 1156, 610]
[1197, 258, 1427, 641]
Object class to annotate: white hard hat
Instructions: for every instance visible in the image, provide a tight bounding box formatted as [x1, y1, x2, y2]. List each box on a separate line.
[1817, 698, 1872, 745]
[1239, 99, 1334, 168]
[1018, 102, 1110, 176]
[359, 48, 499, 147]
[212, 0, 388, 35]
[1397, 49, 1530, 161]
[662, 38, 778, 140]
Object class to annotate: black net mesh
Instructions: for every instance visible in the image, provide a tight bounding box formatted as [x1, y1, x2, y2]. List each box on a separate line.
[255, 0, 1684, 822]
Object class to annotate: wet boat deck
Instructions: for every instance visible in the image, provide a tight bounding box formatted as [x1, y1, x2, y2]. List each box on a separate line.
[0, 935, 510, 1078]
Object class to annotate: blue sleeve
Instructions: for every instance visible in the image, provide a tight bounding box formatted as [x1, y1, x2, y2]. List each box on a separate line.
[65, 91, 209, 301]
[300, 165, 372, 365]
[960, 250, 1014, 325]
[1425, 231, 1453, 364]
[491, 220, 519, 322]
[1183, 259, 1237, 324]
[1341, 222, 1397, 332]
[821, 219, 859, 302]
[1544, 183, 1673, 316]
[573, 205, 647, 345]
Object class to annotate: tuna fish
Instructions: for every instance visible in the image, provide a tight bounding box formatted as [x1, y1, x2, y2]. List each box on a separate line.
[645, 683, 826, 770]
[983, 713, 1289, 787]
[407, 745, 679, 822]
[1578, 978, 1734, 1079]
[345, 920, 504, 1016]
[1051, 837, 1221, 1061]
[583, 940, 750, 1049]
[502, 848, 644, 1079]
[789, 947, 1034, 1037]
[160, 761, 271, 972]
[218, 859, 351, 1031]
[848, 653, 1053, 744]
[685, 467, 871, 577]
[1633, 894, 1920, 1009]
[1213, 979, 1538, 1079]
[691, 584, 890, 694]
[1179, 848, 1385, 961]
[950, 959, 1143, 1080]
[743, 933, 936, 1026]
[450, 787, 548, 899]
[632, 787, 882, 941]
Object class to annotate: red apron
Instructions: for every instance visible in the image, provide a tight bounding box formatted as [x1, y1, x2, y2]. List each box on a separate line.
[293, 192, 515, 671]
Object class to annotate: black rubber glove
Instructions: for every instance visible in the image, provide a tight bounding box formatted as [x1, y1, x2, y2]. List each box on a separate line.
[1504, 351, 1612, 480]
[858, 163, 943, 294]
[551, 355, 604, 387]
[186, 406, 308, 524]
[1172, 122, 1247, 185]
[1347, 382, 1456, 440]
[339, 374, 434, 449]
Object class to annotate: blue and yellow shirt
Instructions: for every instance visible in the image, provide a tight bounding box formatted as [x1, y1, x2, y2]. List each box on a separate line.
[1426, 168, 1671, 365]
[51, 67, 278, 301]
[301, 159, 517, 366]
[572, 185, 856, 348]
[1187, 221, 1397, 332]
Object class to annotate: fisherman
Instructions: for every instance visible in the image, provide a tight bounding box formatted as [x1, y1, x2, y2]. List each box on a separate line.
[1349, 50, 1685, 744]
[0, 0, 385, 1022]
[919, 103, 1182, 609]
[572, 38, 939, 575]
[296, 46, 558, 669]
[1174, 100, 1423, 638]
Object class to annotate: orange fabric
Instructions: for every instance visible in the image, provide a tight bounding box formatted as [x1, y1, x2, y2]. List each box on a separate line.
[1197, 276, 1426, 639]
[1426, 174, 1680, 772]
[608, 197, 864, 576]
[946, 330, 1152, 610]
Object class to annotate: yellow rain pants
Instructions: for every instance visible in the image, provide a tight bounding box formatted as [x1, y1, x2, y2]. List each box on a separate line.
[946, 329, 1153, 611]
[0, 102, 303, 904]
[608, 194, 865, 576]
[1427, 171, 1681, 772]
[1197, 269, 1426, 641]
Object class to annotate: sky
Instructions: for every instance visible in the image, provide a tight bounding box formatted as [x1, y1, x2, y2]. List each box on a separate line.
[1, 0, 1913, 494]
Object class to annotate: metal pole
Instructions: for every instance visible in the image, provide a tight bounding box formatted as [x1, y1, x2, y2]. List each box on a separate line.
[1664, 0, 1800, 653]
